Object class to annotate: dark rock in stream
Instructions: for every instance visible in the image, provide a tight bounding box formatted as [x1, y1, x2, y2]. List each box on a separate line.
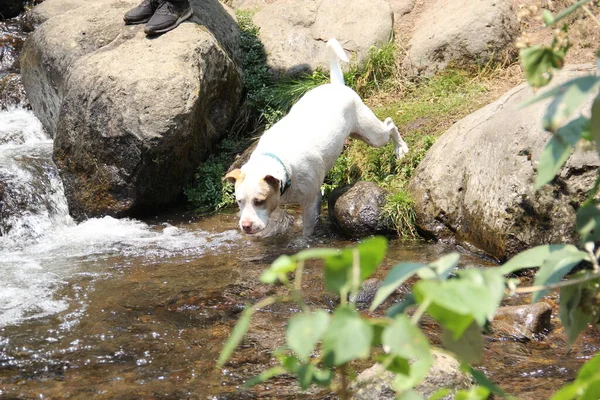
[409, 65, 600, 260]
[328, 181, 393, 238]
[350, 278, 381, 309]
[491, 302, 552, 341]
[0, 0, 26, 20]
[20, 0, 243, 220]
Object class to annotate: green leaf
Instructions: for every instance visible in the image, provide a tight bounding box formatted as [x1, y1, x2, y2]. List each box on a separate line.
[547, 0, 594, 26]
[397, 391, 425, 400]
[429, 389, 452, 400]
[455, 386, 492, 400]
[428, 252, 461, 280]
[536, 116, 591, 188]
[463, 364, 509, 397]
[261, 255, 296, 283]
[551, 353, 600, 399]
[576, 203, 600, 243]
[590, 95, 600, 146]
[322, 306, 373, 366]
[535, 134, 573, 189]
[382, 314, 432, 391]
[413, 276, 503, 338]
[370, 262, 426, 311]
[244, 366, 286, 388]
[310, 366, 334, 387]
[442, 322, 484, 365]
[551, 354, 600, 399]
[542, 76, 600, 132]
[296, 364, 315, 390]
[356, 236, 388, 279]
[531, 248, 589, 302]
[324, 236, 387, 294]
[550, 383, 581, 400]
[560, 281, 598, 346]
[557, 116, 590, 144]
[369, 318, 387, 347]
[417, 252, 460, 280]
[498, 244, 577, 275]
[520, 46, 564, 88]
[385, 294, 416, 318]
[217, 306, 254, 367]
[581, 380, 600, 400]
[542, 9, 555, 25]
[378, 353, 410, 375]
[577, 353, 600, 380]
[458, 268, 506, 321]
[286, 310, 330, 361]
[294, 248, 341, 261]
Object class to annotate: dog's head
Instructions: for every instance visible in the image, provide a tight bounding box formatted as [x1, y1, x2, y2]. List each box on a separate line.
[224, 168, 282, 234]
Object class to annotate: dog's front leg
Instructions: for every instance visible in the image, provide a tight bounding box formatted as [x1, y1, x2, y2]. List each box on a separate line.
[385, 117, 409, 160]
[301, 194, 322, 237]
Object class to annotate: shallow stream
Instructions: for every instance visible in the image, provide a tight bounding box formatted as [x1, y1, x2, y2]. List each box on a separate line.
[1, 12, 599, 399]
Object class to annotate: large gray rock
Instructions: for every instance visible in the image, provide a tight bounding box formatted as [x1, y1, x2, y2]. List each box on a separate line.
[408, 65, 600, 260]
[328, 181, 392, 238]
[389, 0, 415, 19]
[253, 0, 393, 77]
[403, 0, 519, 77]
[230, 0, 277, 11]
[352, 349, 473, 399]
[21, 0, 243, 219]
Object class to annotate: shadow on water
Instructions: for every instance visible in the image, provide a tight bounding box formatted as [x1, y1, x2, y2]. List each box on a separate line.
[0, 208, 598, 399]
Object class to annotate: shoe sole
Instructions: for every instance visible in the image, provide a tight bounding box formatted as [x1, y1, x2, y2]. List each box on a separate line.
[124, 16, 152, 25]
[145, 8, 193, 35]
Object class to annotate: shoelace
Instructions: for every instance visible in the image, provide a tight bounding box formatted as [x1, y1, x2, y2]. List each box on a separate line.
[140, 0, 163, 9]
[154, 1, 178, 15]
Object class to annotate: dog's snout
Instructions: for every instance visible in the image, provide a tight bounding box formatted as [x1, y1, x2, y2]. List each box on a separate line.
[241, 221, 254, 233]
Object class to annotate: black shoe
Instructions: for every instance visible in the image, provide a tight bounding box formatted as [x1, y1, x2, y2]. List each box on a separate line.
[144, 0, 192, 36]
[124, 0, 163, 25]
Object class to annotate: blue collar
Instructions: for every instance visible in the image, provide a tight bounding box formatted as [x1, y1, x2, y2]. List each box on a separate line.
[262, 152, 291, 195]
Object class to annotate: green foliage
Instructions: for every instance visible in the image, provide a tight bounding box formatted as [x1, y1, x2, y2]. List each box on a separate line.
[519, 24, 570, 88]
[219, 235, 509, 398]
[184, 139, 236, 213]
[286, 310, 330, 361]
[559, 273, 600, 346]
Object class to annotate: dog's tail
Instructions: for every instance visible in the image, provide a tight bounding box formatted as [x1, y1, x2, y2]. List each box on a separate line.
[326, 38, 349, 86]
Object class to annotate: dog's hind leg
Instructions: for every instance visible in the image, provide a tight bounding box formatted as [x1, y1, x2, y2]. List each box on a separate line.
[301, 192, 322, 237]
[351, 102, 409, 159]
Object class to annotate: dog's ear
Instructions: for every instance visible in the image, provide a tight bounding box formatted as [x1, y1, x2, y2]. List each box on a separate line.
[224, 169, 245, 185]
[263, 175, 280, 192]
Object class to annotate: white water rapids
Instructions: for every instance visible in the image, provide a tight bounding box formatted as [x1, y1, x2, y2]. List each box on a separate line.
[0, 107, 240, 328]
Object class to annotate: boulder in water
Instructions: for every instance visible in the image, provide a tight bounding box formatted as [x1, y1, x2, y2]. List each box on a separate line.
[20, 0, 243, 219]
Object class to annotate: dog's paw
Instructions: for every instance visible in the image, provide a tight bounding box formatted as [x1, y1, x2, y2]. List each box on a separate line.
[395, 143, 409, 160]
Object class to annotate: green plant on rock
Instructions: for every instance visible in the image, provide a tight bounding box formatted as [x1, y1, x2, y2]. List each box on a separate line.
[218, 2, 600, 399]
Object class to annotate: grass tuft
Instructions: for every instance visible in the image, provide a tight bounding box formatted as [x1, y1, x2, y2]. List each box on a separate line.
[382, 190, 417, 239]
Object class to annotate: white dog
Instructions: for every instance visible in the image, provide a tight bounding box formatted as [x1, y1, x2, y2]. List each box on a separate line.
[225, 38, 409, 237]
